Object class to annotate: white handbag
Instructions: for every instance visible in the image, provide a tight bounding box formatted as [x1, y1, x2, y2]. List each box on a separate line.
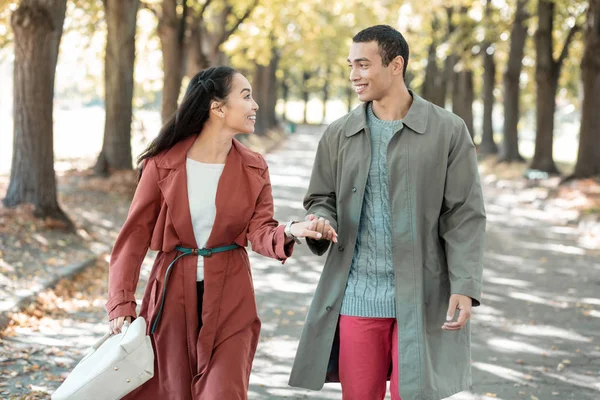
[52, 317, 154, 400]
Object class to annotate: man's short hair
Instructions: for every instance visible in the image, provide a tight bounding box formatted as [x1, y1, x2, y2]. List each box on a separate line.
[353, 25, 409, 77]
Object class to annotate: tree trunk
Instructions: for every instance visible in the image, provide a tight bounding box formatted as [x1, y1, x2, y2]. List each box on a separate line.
[480, 44, 498, 154]
[421, 18, 445, 107]
[158, 0, 187, 123]
[302, 71, 310, 124]
[480, 0, 498, 155]
[441, 7, 456, 108]
[321, 65, 330, 124]
[346, 85, 354, 113]
[266, 51, 279, 129]
[422, 40, 444, 107]
[281, 73, 289, 122]
[3, 1, 72, 227]
[253, 50, 279, 136]
[95, 0, 139, 175]
[500, 0, 528, 163]
[186, 23, 210, 77]
[531, 0, 561, 174]
[452, 69, 475, 138]
[571, 0, 600, 179]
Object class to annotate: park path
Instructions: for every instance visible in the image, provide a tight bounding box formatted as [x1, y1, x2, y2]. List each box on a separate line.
[0, 125, 598, 400]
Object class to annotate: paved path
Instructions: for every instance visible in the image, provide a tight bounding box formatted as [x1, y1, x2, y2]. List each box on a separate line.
[1, 125, 599, 400]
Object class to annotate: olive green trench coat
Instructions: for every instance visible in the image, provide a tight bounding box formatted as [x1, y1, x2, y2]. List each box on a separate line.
[288, 92, 486, 400]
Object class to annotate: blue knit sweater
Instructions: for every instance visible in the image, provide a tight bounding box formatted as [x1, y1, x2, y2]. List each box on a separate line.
[340, 103, 403, 318]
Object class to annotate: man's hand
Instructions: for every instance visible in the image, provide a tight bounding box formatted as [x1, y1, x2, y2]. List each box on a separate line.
[442, 294, 472, 331]
[305, 214, 338, 243]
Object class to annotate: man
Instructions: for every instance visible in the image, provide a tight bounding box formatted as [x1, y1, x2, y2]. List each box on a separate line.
[289, 25, 486, 400]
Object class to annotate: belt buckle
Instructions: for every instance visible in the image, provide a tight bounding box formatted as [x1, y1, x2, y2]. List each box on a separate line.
[192, 248, 199, 256]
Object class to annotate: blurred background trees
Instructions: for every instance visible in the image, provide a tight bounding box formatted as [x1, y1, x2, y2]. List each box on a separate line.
[0, 0, 599, 224]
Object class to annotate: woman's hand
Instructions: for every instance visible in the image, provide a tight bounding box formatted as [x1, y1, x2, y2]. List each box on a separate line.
[291, 215, 338, 243]
[109, 316, 132, 335]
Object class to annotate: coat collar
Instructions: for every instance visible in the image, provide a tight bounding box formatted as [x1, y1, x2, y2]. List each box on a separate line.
[156, 134, 265, 170]
[345, 89, 428, 137]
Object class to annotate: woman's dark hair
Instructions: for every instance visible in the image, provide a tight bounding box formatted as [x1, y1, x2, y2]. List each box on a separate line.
[137, 66, 238, 177]
[353, 25, 409, 77]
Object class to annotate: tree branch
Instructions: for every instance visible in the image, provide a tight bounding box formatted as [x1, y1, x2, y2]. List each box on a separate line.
[198, 0, 214, 19]
[556, 22, 581, 70]
[178, 0, 188, 46]
[218, 0, 259, 46]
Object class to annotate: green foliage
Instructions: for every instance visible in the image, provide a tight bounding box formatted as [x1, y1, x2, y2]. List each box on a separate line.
[0, 1, 16, 49]
[225, 0, 401, 102]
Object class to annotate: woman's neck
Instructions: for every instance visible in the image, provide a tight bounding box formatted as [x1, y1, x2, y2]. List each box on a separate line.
[187, 121, 233, 164]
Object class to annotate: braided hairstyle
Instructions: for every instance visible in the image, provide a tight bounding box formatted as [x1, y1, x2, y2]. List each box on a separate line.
[137, 66, 238, 176]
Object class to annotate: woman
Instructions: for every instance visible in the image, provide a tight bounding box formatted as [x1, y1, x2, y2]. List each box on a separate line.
[105, 66, 337, 399]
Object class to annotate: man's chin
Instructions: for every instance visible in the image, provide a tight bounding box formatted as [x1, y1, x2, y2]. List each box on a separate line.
[357, 93, 373, 102]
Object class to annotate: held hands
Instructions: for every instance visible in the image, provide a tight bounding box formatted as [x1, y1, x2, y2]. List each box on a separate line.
[290, 215, 338, 243]
[109, 316, 132, 335]
[303, 214, 338, 242]
[442, 294, 472, 331]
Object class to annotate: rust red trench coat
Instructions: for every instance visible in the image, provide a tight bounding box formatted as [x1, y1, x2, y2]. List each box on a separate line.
[105, 136, 293, 399]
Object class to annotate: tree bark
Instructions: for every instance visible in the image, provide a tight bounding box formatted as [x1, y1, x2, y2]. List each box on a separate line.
[302, 71, 310, 124]
[452, 69, 475, 138]
[266, 51, 279, 129]
[3, 0, 72, 227]
[480, 44, 498, 154]
[441, 7, 456, 108]
[571, 0, 600, 179]
[321, 65, 330, 124]
[95, 0, 139, 175]
[253, 49, 279, 136]
[421, 17, 445, 107]
[479, 0, 498, 155]
[158, 0, 187, 123]
[531, 0, 579, 174]
[186, 22, 210, 77]
[346, 85, 354, 113]
[281, 72, 289, 122]
[531, 0, 560, 174]
[500, 0, 528, 163]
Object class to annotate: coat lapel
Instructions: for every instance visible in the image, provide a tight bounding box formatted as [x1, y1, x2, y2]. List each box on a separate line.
[206, 139, 266, 248]
[156, 135, 198, 249]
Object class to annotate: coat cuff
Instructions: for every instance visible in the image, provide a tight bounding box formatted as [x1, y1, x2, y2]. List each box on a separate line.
[450, 278, 482, 307]
[306, 237, 332, 256]
[106, 290, 138, 318]
[274, 225, 294, 263]
[107, 302, 137, 321]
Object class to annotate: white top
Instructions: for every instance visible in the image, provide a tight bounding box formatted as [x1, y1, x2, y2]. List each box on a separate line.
[186, 158, 225, 281]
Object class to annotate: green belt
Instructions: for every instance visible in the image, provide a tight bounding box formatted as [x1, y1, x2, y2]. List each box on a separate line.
[150, 244, 240, 335]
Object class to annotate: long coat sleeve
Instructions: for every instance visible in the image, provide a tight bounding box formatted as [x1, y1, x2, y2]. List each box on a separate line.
[105, 159, 161, 320]
[439, 121, 486, 305]
[303, 129, 338, 256]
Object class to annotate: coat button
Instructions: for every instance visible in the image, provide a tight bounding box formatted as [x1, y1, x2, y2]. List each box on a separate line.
[352, 187, 357, 193]
[338, 245, 344, 252]
[326, 306, 332, 312]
